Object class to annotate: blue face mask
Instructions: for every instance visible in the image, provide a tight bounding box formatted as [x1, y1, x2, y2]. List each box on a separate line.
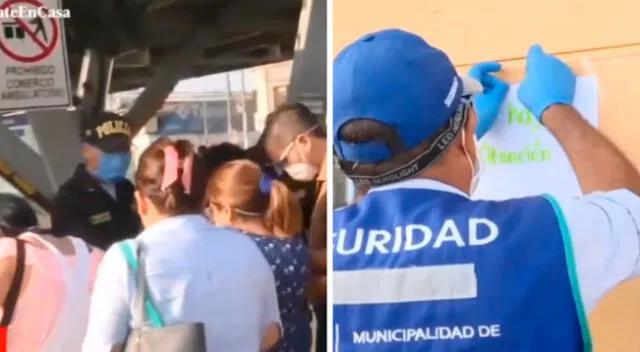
[96, 152, 132, 182]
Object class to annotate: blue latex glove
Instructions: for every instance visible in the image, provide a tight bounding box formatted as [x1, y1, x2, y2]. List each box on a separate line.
[517, 45, 576, 122]
[468, 62, 509, 139]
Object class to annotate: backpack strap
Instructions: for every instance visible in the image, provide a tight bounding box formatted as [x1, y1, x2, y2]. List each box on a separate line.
[118, 240, 165, 328]
[1, 239, 25, 326]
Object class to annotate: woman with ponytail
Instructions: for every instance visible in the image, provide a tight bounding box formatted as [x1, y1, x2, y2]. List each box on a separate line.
[83, 139, 282, 352]
[206, 159, 311, 352]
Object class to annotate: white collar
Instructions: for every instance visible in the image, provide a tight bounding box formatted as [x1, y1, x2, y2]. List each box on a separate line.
[368, 178, 470, 198]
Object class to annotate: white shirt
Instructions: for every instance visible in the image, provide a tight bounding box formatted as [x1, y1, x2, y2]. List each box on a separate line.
[367, 179, 640, 313]
[82, 215, 281, 352]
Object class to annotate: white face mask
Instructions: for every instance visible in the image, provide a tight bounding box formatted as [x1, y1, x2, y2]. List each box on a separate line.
[285, 163, 318, 182]
[461, 129, 484, 195]
[279, 126, 321, 182]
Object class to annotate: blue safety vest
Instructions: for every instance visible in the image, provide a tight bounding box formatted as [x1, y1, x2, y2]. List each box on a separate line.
[333, 187, 592, 352]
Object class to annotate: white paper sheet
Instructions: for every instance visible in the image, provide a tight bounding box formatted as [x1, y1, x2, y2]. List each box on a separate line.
[473, 76, 599, 200]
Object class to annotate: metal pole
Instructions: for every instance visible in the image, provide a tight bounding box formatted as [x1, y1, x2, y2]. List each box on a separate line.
[202, 101, 208, 146]
[102, 58, 115, 110]
[240, 69, 249, 148]
[77, 50, 113, 120]
[225, 72, 233, 136]
[75, 50, 92, 99]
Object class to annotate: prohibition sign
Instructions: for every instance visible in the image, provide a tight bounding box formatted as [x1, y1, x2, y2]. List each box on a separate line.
[0, 0, 60, 63]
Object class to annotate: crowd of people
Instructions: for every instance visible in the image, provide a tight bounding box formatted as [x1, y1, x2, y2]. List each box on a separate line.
[0, 103, 327, 352]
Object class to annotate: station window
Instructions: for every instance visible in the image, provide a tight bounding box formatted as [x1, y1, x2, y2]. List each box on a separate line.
[273, 85, 288, 109]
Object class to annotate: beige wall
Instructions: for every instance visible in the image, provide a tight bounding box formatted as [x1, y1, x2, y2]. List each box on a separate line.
[334, 1, 640, 350]
[252, 60, 293, 130]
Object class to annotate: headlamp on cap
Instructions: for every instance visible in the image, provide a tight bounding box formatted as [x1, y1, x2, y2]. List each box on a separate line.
[336, 97, 473, 187]
[332, 28, 482, 187]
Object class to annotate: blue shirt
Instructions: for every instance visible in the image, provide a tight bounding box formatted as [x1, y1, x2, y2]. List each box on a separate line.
[333, 179, 640, 351]
[82, 215, 281, 352]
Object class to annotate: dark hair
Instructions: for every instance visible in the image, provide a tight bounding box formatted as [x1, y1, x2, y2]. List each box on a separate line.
[261, 103, 326, 148]
[245, 145, 269, 166]
[0, 193, 38, 237]
[206, 160, 303, 236]
[135, 138, 206, 216]
[200, 142, 247, 176]
[337, 116, 463, 177]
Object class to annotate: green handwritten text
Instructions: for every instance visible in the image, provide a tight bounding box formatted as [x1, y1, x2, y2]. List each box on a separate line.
[480, 139, 552, 165]
[508, 104, 542, 134]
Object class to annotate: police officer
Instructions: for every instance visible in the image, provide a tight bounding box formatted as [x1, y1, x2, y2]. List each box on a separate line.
[332, 29, 640, 351]
[51, 112, 140, 250]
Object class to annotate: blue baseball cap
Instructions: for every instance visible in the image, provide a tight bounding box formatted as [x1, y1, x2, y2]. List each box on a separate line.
[333, 29, 482, 164]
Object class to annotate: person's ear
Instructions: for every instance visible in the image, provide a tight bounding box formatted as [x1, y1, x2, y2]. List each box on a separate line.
[82, 144, 102, 171]
[466, 108, 478, 137]
[209, 203, 234, 226]
[222, 205, 235, 224]
[205, 203, 214, 220]
[206, 203, 218, 222]
[134, 191, 148, 216]
[296, 133, 315, 158]
[81, 144, 90, 159]
[454, 109, 478, 153]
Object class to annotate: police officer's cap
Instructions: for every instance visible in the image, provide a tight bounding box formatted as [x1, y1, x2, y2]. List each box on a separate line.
[81, 111, 132, 153]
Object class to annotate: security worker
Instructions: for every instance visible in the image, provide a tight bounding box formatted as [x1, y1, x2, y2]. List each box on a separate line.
[51, 112, 140, 250]
[332, 29, 640, 351]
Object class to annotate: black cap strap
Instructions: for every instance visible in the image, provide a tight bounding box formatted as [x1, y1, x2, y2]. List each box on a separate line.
[336, 97, 471, 187]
